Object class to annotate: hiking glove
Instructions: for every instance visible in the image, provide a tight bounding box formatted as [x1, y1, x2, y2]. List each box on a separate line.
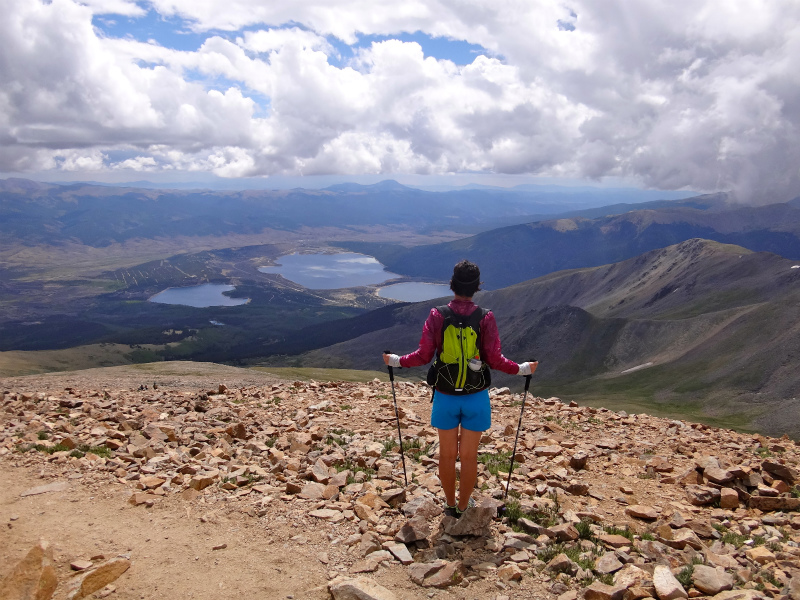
[386, 354, 401, 368]
[518, 361, 535, 376]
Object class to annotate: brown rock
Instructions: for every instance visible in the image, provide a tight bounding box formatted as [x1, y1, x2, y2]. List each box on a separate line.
[691, 565, 734, 595]
[443, 506, 494, 537]
[745, 546, 776, 565]
[762, 460, 800, 482]
[127, 493, 154, 507]
[550, 522, 580, 541]
[685, 485, 721, 506]
[408, 560, 447, 585]
[719, 487, 739, 509]
[328, 576, 398, 600]
[299, 482, 326, 500]
[0, 540, 58, 600]
[64, 557, 131, 600]
[496, 562, 522, 582]
[423, 561, 463, 588]
[685, 519, 716, 539]
[70, 560, 93, 571]
[189, 474, 216, 491]
[570, 451, 588, 470]
[583, 581, 627, 600]
[547, 553, 577, 575]
[595, 552, 624, 574]
[395, 515, 430, 543]
[596, 534, 632, 549]
[625, 505, 659, 520]
[748, 496, 800, 511]
[535, 445, 563, 457]
[704, 467, 734, 485]
[652, 564, 687, 600]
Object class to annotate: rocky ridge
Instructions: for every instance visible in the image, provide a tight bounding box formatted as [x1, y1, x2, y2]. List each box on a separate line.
[2, 375, 800, 600]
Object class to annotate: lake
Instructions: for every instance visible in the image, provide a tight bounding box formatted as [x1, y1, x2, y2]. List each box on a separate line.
[378, 282, 452, 302]
[259, 252, 401, 289]
[149, 284, 250, 308]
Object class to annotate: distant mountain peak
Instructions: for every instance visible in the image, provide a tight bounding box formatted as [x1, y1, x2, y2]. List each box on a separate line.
[323, 180, 412, 193]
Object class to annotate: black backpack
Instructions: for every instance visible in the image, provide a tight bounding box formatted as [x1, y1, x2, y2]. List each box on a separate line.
[426, 304, 492, 395]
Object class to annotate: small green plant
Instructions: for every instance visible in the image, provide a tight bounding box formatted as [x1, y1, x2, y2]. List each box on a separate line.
[596, 573, 614, 585]
[791, 487, 800, 499]
[478, 450, 514, 478]
[340, 404, 352, 411]
[752, 535, 766, 547]
[637, 471, 657, 480]
[575, 519, 594, 540]
[760, 570, 782, 588]
[721, 531, 748, 548]
[767, 541, 782, 553]
[712, 523, 728, 533]
[37, 431, 49, 440]
[586, 416, 602, 425]
[640, 532, 655, 541]
[754, 446, 773, 458]
[676, 564, 695, 588]
[265, 437, 276, 448]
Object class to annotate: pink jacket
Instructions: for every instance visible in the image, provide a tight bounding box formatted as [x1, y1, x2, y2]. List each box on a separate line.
[399, 299, 521, 375]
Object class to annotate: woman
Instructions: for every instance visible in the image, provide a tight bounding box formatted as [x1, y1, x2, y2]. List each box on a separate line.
[383, 260, 537, 517]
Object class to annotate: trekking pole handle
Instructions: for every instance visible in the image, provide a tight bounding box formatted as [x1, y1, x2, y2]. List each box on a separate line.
[384, 349, 394, 382]
[524, 359, 536, 392]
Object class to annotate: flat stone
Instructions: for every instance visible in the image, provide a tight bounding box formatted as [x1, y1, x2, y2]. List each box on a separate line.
[685, 485, 721, 506]
[70, 560, 93, 571]
[626, 505, 659, 520]
[497, 562, 522, 581]
[596, 534, 632, 548]
[692, 565, 734, 595]
[653, 564, 688, 600]
[310, 509, 344, 522]
[386, 543, 413, 565]
[0, 540, 58, 600]
[745, 546, 776, 565]
[704, 467, 735, 485]
[300, 482, 326, 500]
[19, 482, 69, 497]
[423, 561, 462, 588]
[408, 560, 447, 585]
[762, 460, 800, 482]
[64, 557, 131, 600]
[583, 581, 627, 600]
[547, 553, 577, 575]
[189, 475, 216, 491]
[595, 552, 624, 574]
[613, 564, 652, 588]
[550, 522, 579, 541]
[535, 445, 563, 457]
[329, 576, 398, 600]
[749, 496, 800, 511]
[349, 558, 379, 573]
[686, 519, 716, 539]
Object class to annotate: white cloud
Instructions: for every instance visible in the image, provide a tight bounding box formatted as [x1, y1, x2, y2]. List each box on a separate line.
[1, 0, 800, 203]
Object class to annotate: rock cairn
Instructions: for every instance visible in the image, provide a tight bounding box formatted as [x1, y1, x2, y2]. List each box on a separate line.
[2, 379, 800, 599]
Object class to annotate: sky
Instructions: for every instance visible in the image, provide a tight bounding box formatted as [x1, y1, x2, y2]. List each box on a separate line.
[1, 0, 799, 201]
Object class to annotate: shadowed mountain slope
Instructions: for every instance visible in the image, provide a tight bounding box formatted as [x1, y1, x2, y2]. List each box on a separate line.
[273, 239, 800, 436]
[340, 199, 800, 289]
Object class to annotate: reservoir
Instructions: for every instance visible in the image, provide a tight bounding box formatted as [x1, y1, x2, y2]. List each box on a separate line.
[259, 252, 401, 289]
[149, 284, 250, 308]
[378, 282, 451, 302]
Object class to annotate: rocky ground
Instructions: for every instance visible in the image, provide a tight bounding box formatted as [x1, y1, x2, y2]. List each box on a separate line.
[2, 364, 800, 600]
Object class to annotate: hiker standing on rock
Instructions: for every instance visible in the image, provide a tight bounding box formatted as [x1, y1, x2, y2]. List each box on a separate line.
[383, 260, 537, 518]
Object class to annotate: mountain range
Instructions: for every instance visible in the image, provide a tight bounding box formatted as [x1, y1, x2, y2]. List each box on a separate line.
[3, 177, 800, 436]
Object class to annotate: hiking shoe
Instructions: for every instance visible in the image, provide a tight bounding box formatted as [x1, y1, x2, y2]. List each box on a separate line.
[456, 497, 476, 516]
[444, 504, 460, 519]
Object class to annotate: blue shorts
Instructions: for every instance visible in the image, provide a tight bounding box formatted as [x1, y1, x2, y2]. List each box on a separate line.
[431, 389, 491, 432]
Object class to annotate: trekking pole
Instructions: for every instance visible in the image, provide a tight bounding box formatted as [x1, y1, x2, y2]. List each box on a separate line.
[504, 364, 535, 500]
[385, 350, 408, 486]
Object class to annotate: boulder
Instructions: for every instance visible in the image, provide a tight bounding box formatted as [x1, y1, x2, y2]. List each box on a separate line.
[652, 564, 688, 600]
[443, 505, 494, 537]
[582, 581, 627, 600]
[685, 485, 721, 506]
[0, 540, 58, 600]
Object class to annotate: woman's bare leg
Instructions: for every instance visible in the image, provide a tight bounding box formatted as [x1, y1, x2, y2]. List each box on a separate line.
[437, 427, 459, 506]
[457, 427, 482, 510]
